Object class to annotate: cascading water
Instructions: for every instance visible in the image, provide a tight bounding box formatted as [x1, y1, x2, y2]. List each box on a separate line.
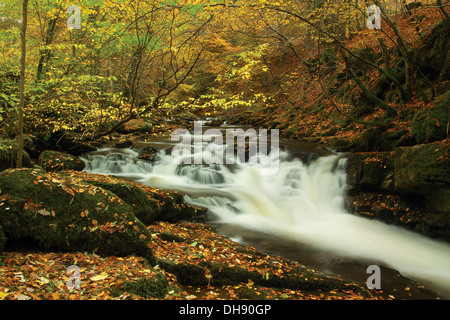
[81, 141, 450, 298]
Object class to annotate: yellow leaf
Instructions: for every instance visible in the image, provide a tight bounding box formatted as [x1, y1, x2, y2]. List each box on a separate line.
[38, 276, 50, 285]
[90, 274, 108, 281]
[0, 292, 9, 300]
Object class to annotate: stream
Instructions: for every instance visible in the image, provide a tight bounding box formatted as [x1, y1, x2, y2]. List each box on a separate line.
[80, 123, 450, 299]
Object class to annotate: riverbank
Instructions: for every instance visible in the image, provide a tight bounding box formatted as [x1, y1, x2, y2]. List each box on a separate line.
[0, 220, 441, 300]
[1, 134, 448, 300]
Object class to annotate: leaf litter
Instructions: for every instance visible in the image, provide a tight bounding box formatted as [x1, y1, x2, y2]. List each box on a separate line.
[1, 220, 437, 300]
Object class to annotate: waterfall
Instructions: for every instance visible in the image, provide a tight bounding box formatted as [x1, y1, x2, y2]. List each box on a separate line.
[81, 143, 450, 298]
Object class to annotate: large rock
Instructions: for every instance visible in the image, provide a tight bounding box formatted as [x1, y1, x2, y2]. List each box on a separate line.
[347, 144, 449, 201]
[412, 21, 450, 88]
[411, 91, 449, 144]
[394, 143, 450, 196]
[38, 150, 85, 172]
[78, 176, 203, 225]
[0, 168, 157, 265]
[346, 151, 394, 193]
[346, 143, 450, 241]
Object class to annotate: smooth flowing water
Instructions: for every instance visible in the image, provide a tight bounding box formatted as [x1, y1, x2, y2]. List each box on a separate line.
[81, 132, 450, 298]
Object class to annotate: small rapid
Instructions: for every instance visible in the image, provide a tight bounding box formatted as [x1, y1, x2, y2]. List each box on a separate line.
[81, 141, 450, 298]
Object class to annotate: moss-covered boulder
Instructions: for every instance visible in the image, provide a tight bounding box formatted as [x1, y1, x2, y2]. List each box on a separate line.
[0, 168, 157, 265]
[207, 262, 364, 293]
[411, 91, 449, 144]
[70, 172, 206, 225]
[83, 180, 161, 224]
[0, 139, 32, 172]
[109, 273, 169, 299]
[394, 142, 450, 235]
[160, 260, 209, 286]
[346, 151, 394, 193]
[412, 21, 450, 86]
[83, 180, 196, 224]
[38, 150, 85, 172]
[394, 143, 450, 195]
[117, 119, 153, 134]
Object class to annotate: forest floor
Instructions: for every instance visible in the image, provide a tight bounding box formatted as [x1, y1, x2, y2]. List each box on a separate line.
[0, 219, 441, 301]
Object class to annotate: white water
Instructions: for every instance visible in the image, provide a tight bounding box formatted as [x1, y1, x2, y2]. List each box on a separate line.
[81, 145, 450, 298]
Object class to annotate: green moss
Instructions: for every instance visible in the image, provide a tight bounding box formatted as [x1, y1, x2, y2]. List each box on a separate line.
[110, 273, 169, 299]
[411, 91, 449, 144]
[0, 168, 157, 265]
[83, 180, 160, 225]
[0, 139, 32, 172]
[208, 263, 358, 292]
[394, 143, 450, 194]
[80, 178, 201, 224]
[160, 261, 208, 286]
[38, 150, 85, 172]
[347, 47, 380, 75]
[412, 21, 450, 82]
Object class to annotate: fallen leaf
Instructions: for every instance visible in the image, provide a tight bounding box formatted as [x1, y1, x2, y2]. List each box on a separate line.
[38, 276, 50, 285]
[14, 272, 25, 282]
[90, 274, 108, 281]
[38, 209, 51, 216]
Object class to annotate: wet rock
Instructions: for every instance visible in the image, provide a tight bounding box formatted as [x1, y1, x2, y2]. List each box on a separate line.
[48, 132, 98, 156]
[117, 119, 153, 134]
[137, 146, 160, 163]
[354, 127, 409, 152]
[0, 168, 157, 265]
[394, 143, 450, 194]
[346, 151, 394, 193]
[346, 143, 450, 239]
[115, 140, 133, 149]
[38, 150, 85, 172]
[79, 176, 204, 225]
[205, 119, 223, 127]
[423, 188, 450, 213]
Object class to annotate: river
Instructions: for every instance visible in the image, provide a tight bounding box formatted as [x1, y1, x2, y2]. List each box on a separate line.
[80, 122, 450, 299]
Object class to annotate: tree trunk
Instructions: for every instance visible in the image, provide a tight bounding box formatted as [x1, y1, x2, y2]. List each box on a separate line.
[342, 52, 398, 117]
[374, 0, 435, 100]
[17, 0, 28, 169]
[123, 46, 145, 105]
[373, 0, 413, 94]
[269, 5, 410, 101]
[36, 18, 58, 81]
